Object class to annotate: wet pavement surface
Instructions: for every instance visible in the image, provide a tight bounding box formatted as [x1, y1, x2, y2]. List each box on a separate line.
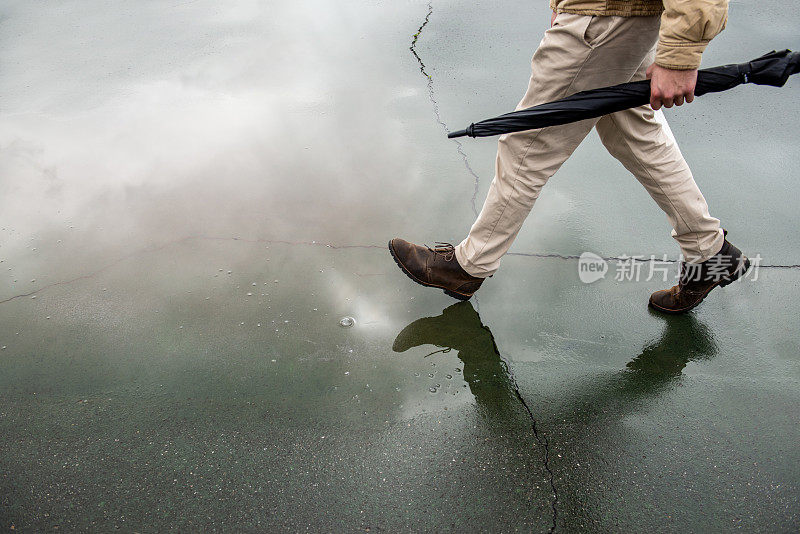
[1, 0, 799, 531]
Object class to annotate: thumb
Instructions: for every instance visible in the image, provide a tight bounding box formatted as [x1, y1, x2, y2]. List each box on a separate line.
[646, 63, 655, 80]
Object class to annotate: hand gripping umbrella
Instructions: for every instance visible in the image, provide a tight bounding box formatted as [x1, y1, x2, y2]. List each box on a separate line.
[448, 49, 800, 139]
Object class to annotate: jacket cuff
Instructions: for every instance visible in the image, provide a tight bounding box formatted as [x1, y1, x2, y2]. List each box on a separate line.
[655, 40, 708, 70]
[549, 0, 557, 12]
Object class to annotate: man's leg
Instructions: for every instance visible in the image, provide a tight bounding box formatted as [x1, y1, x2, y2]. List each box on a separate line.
[595, 49, 749, 313]
[595, 51, 725, 263]
[455, 13, 662, 277]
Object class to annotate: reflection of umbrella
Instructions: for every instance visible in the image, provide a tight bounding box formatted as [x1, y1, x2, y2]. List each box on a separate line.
[448, 50, 800, 139]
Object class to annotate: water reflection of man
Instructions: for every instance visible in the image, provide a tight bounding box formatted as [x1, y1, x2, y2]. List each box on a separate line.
[392, 303, 716, 418]
[390, 0, 749, 314]
[393, 302, 519, 417]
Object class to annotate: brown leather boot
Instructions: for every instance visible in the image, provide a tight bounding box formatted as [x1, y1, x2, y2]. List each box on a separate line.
[649, 235, 750, 314]
[388, 238, 484, 300]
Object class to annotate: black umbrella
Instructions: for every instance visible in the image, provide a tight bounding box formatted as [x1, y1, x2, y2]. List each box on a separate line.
[448, 49, 800, 139]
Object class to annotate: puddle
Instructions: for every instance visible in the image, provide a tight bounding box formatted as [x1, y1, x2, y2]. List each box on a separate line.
[1, 0, 798, 531]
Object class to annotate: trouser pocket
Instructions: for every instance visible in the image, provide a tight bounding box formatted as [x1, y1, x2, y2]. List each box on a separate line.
[581, 15, 617, 48]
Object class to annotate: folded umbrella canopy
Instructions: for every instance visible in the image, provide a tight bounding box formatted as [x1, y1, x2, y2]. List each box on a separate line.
[448, 50, 800, 139]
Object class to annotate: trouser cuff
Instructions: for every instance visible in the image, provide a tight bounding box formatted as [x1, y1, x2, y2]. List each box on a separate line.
[455, 241, 494, 278]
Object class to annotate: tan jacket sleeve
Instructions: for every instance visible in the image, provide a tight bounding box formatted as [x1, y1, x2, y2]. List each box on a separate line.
[656, 0, 729, 70]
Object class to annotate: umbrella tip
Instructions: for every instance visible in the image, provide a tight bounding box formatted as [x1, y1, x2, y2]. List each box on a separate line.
[448, 129, 468, 139]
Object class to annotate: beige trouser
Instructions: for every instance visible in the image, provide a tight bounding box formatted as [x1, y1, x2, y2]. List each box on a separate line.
[455, 13, 724, 277]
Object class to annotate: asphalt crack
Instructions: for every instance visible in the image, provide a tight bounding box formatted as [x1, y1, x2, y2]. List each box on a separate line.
[411, 4, 558, 530]
[2, 236, 796, 305]
[410, 1, 480, 217]
[0, 236, 382, 305]
[486, 328, 559, 533]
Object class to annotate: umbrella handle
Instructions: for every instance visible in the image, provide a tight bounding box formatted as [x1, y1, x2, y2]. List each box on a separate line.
[448, 124, 475, 138]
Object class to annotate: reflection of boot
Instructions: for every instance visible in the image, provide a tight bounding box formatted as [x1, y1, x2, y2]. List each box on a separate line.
[626, 311, 717, 380]
[555, 313, 718, 421]
[393, 302, 516, 413]
[393, 301, 489, 354]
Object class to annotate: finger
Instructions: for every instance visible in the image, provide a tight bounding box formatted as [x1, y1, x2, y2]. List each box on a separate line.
[674, 94, 684, 106]
[685, 91, 695, 104]
[663, 97, 674, 108]
[649, 85, 661, 109]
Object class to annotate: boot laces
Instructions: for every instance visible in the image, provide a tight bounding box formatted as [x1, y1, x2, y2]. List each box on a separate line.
[427, 242, 456, 262]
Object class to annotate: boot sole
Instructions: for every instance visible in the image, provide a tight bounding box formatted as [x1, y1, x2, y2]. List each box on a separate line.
[388, 240, 473, 301]
[648, 256, 751, 314]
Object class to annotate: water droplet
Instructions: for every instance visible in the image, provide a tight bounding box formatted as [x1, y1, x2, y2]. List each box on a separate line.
[344, 371, 350, 375]
[240, 322, 245, 325]
[339, 316, 355, 328]
[455, 368, 461, 373]
[227, 271, 232, 274]
[251, 283, 257, 286]
[273, 280, 279, 283]
[446, 374, 452, 379]
[257, 323, 262, 327]
[429, 387, 438, 393]
[246, 292, 253, 296]
[31, 296, 36, 299]
[428, 373, 434, 378]
[1, 346, 6, 350]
